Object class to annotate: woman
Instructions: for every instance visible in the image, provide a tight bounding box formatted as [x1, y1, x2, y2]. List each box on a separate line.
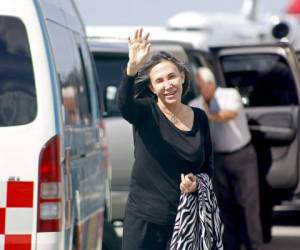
[118, 28, 213, 250]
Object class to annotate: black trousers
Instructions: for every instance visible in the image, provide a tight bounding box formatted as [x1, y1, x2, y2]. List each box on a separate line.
[122, 212, 173, 250]
[214, 143, 263, 250]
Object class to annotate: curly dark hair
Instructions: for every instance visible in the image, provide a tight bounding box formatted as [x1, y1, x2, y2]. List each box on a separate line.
[134, 51, 191, 99]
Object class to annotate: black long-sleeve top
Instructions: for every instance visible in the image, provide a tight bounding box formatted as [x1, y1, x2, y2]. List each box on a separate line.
[117, 74, 213, 225]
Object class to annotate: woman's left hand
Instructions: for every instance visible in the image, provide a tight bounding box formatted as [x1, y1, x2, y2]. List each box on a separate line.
[180, 173, 197, 194]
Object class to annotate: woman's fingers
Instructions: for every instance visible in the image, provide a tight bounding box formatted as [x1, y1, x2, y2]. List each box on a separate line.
[184, 177, 192, 185]
[143, 32, 150, 41]
[133, 28, 148, 41]
[134, 29, 139, 40]
[181, 174, 191, 186]
[180, 173, 197, 193]
[180, 183, 184, 192]
[181, 174, 185, 183]
[141, 32, 150, 48]
[180, 183, 188, 193]
[186, 173, 195, 179]
[138, 27, 143, 40]
[180, 184, 193, 193]
[131, 29, 150, 48]
[185, 173, 196, 183]
[146, 43, 151, 53]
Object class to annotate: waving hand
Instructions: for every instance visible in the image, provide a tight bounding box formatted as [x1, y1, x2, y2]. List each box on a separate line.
[127, 28, 151, 76]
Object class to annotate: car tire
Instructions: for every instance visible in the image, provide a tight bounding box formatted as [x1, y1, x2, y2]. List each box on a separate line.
[102, 220, 121, 250]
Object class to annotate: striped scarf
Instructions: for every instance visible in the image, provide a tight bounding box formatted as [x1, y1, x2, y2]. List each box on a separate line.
[170, 174, 223, 250]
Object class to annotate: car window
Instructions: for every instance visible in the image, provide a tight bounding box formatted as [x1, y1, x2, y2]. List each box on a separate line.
[220, 54, 299, 107]
[0, 16, 36, 126]
[46, 21, 93, 125]
[183, 50, 215, 104]
[93, 54, 128, 117]
[297, 52, 300, 62]
[76, 43, 93, 125]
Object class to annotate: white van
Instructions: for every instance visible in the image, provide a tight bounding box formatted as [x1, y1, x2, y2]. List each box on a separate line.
[0, 1, 119, 249]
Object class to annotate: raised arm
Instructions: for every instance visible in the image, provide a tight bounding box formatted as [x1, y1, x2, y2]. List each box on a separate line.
[117, 28, 151, 125]
[206, 89, 241, 123]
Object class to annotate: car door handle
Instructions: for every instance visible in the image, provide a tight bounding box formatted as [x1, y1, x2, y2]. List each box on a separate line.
[64, 147, 71, 173]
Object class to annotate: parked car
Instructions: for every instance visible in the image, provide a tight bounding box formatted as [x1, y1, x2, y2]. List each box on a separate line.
[0, 1, 118, 249]
[210, 43, 300, 207]
[87, 37, 212, 221]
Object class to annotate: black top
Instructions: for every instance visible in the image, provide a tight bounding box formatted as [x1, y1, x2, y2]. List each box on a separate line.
[117, 74, 213, 225]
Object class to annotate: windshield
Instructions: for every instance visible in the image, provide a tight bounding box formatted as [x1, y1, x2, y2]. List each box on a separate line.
[0, 16, 36, 126]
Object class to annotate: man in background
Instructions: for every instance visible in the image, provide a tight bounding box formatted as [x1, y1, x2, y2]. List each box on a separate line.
[189, 67, 263, 250]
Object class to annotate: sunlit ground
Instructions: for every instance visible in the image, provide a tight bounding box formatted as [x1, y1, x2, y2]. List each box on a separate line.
[114, 220, 300, 250]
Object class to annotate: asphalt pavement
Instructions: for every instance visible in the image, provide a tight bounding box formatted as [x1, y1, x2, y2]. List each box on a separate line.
[115, 225, 300, 249]
[261, 226, 300, 250]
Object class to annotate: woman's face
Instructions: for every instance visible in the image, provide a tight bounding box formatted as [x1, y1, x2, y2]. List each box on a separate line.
[149, 60, 184, 105]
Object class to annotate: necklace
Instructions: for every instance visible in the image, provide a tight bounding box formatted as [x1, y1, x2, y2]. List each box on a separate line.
[165, 105, 184, 125]
[170, 114, 178, 124]
[158, 103, 184, 125]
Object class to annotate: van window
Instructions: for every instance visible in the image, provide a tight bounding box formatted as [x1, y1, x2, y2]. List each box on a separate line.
[76, 44, 92, 125]
[90, 52, 105, 115]
[0, 16, 36, 126]
[297, 52, 300, 62]
[46, 22, 92, 125]
[93, 54, 128, 117]
[220, 54, 299, 107]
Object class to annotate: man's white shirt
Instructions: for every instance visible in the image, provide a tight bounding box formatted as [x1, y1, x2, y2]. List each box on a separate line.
[189, 87, 251, 153]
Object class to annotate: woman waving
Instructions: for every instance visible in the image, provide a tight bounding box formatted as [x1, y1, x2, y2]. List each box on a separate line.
[118, 28, 214, 250]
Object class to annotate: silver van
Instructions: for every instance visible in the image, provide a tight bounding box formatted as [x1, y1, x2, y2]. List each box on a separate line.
[0, 1, 118, 249]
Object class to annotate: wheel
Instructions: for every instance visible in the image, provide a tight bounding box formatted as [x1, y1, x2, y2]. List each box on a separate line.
[102, 220, 121, 250]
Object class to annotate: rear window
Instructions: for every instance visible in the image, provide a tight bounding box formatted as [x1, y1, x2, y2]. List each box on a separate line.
[93, 54, 128, 117]
[0, 16, 36, 126]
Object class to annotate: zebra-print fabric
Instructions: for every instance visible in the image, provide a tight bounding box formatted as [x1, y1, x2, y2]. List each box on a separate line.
[170, 174, 223, 250]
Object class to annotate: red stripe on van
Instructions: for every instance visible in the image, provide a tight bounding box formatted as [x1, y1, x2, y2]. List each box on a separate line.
[7, 182, 33, 208]
[0, 208, 5, 234]
[5, 235, 31, 250]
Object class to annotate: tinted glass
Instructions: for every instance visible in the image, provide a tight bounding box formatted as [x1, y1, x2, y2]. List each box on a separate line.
[46, 22, 92, 125]
[0, 16, 36, 126]
[220, 54, 298, 107]
[297, 52, 300, 61]
[76, 41, 93, 125]
[93, 54, 128, 117]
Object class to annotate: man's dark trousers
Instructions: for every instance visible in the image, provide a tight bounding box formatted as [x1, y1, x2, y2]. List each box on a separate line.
[213, 143, 263, 250]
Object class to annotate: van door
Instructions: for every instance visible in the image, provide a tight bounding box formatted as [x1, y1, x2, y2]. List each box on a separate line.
[45, 20, 104, 250]
[210, 44, 300, 200]
[71, 34, 104, 250]
[0, 15, 37, 249]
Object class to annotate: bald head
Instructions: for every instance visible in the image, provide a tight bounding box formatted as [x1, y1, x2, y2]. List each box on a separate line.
[195, 67, 216, 101]
[196, 67, 216, 86]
